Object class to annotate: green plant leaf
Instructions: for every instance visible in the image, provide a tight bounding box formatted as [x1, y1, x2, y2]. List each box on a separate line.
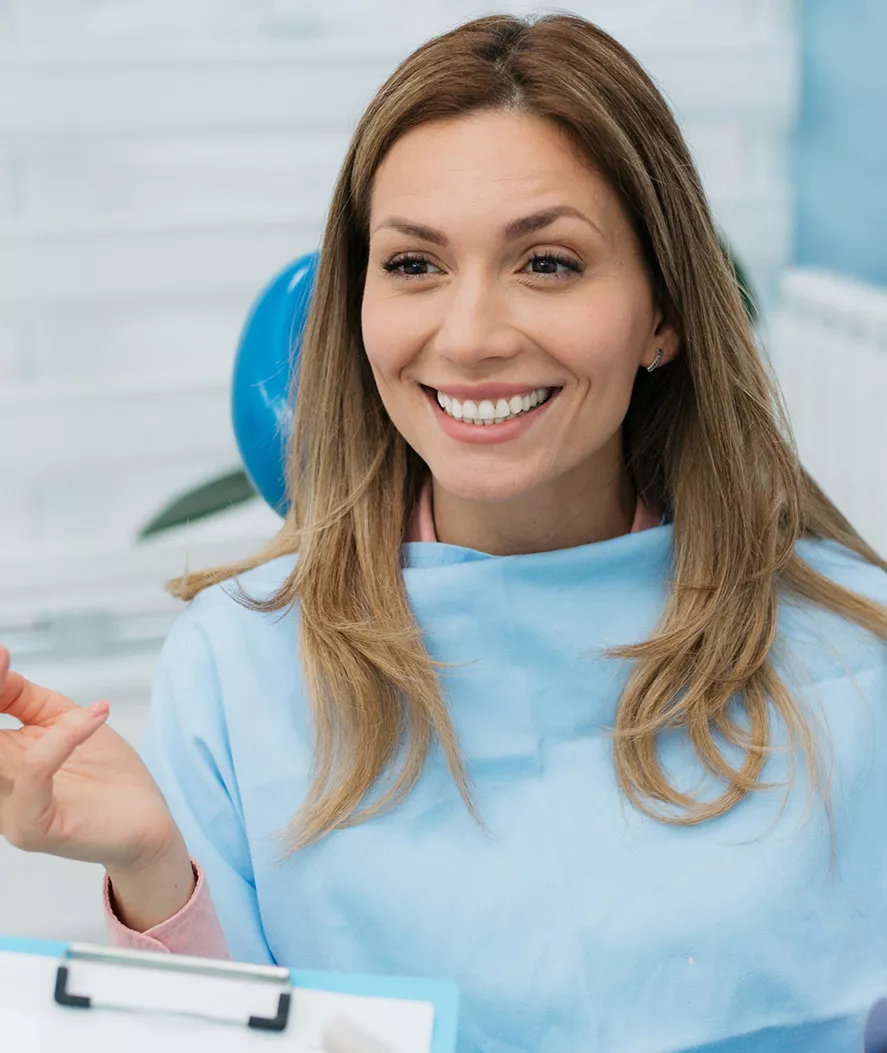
[139, 468, 257, 538]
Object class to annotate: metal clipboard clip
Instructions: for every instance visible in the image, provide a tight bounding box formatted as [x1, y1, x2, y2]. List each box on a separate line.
[54, 942, 292, 1032]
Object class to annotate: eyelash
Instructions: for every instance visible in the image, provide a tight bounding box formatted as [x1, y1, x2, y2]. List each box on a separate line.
[381, 251, 584, 282]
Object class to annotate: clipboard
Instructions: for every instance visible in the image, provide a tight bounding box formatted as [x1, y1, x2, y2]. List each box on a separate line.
[0, 935, 459, 1053]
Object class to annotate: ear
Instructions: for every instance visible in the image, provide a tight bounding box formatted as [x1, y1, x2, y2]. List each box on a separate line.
[642, 309, 680, 370]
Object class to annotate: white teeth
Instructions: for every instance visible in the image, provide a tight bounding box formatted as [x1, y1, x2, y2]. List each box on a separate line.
[435, 387, 554, 424]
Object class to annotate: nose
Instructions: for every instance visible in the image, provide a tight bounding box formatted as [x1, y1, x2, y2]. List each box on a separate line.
[432, 270, 523, 371]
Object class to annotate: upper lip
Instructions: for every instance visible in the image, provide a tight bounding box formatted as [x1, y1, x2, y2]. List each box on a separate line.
[424, 383, 560, 400]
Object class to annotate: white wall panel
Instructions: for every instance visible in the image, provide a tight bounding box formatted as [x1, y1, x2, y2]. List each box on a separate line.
[23, 300, 246, 384]
[2, 381, 234, 477]
[0, 0, 793, 56]
[11, 133, 349, 223]
[0, 505, 277, 625]
[771, 269, 887, 557]
[1, 377, 261, 571]
[0, 215, 322, 310]
[0, 51, 387, 139]
[684, 122, 789, 196]
[0, 488, 36, 546]
[0, 319, 25, 379]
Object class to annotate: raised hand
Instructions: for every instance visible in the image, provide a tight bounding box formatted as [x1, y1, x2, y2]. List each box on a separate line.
[0, 644, 177, 871]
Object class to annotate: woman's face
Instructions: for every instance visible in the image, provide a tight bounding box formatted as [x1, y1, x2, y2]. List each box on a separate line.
[361, 110, 677, 513]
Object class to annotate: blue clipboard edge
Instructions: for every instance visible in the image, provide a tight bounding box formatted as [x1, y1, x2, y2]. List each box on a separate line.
[0, 935, 459, 1053]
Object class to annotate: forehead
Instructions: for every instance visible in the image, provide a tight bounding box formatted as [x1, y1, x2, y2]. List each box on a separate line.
[368, 110, 621, 230]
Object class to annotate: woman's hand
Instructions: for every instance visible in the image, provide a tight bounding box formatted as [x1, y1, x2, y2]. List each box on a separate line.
[0, 644, 193, 929]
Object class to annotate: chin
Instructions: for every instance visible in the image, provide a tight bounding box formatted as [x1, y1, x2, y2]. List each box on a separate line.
[428, 464, 542, 506]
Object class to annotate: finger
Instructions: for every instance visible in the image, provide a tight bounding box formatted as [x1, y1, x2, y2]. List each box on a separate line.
[10, 702, 110, 835]
[323, 1017, 395, 1053]
[0, 655, 79, 727]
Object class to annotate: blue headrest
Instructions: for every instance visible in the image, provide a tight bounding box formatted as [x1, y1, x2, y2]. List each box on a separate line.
[231, 252, 319, 514]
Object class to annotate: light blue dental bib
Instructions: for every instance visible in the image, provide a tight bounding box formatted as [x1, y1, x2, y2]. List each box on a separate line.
[143, 525, 887, 1052]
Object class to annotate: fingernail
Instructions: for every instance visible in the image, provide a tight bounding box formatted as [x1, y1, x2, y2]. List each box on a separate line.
[86, 701, 109, 718]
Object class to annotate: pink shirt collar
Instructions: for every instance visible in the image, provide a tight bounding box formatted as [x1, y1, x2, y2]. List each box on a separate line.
[404, 478, 660, 543]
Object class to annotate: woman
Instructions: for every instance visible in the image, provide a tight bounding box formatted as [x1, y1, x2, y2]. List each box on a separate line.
[2, 14, 887, 1052]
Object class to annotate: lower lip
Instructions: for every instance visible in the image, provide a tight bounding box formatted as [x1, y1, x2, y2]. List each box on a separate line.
[424, 389, 560, 445]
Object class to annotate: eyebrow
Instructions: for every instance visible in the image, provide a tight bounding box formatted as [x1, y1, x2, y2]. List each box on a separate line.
[371, 205, 606, 246]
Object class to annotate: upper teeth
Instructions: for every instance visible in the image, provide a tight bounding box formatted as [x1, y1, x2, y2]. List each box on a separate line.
[436, 388, 553, 424]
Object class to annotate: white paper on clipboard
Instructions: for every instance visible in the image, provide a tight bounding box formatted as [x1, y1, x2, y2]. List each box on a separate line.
[0, 949, 435, 1053]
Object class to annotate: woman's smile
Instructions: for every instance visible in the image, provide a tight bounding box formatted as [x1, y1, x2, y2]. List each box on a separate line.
[422, 383, 562, 444]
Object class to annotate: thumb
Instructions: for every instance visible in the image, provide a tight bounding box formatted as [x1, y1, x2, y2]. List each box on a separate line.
[0, 646, 78, 728]
[7, 701, 110, 846]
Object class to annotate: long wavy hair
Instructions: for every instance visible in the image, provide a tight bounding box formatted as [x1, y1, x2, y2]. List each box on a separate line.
[172, 14, 887, 851]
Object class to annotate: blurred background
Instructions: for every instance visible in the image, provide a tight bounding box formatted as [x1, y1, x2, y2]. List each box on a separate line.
[1, 0, 885, 940]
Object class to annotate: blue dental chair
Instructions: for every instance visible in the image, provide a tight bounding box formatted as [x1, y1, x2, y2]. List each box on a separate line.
[139, 252, 318, 537]
[231, 251, 319, 515]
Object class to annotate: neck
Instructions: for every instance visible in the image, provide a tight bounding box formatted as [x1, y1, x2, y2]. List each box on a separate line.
[431, 453, 636, 557]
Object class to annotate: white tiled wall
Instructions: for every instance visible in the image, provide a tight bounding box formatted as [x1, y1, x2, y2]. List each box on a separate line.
[0, 0, 799, 941]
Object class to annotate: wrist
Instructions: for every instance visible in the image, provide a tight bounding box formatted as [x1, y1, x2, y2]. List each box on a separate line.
[106, 832, 196, 933]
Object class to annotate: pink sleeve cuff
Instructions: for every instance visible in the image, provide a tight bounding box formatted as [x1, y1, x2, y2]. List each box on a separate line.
[104, 859, 231, 960]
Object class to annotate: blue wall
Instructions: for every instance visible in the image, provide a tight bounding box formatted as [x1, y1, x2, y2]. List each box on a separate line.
[794, 0, 887, 287]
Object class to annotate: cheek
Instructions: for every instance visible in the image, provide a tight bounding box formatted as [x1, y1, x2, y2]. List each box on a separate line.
[539, 294, 648, 386]
[359, 297, 391, 376]
[360, 293, 425, 380]
[360, 297, 425, 438]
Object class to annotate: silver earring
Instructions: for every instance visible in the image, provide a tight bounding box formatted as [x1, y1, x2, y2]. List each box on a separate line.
[646, 348, 664, 373]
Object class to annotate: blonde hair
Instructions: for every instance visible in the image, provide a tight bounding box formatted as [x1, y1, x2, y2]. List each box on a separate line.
[172, 14, 887, 849]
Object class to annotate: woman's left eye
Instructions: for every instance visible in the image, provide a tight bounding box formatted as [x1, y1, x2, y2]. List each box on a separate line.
[524, 253, 584, 278]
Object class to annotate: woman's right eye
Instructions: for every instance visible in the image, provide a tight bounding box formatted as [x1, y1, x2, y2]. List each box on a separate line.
[382, 253, 441, 279]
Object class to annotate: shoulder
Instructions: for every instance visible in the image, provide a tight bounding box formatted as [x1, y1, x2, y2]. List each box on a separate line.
[155, 554, 301, 693]
[185, 553, 299, 618]
[795, 536, 887, 605]
[171, 554, 300, 641]
[147, 554, 314, 765]
[778, 538, 887, 686]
